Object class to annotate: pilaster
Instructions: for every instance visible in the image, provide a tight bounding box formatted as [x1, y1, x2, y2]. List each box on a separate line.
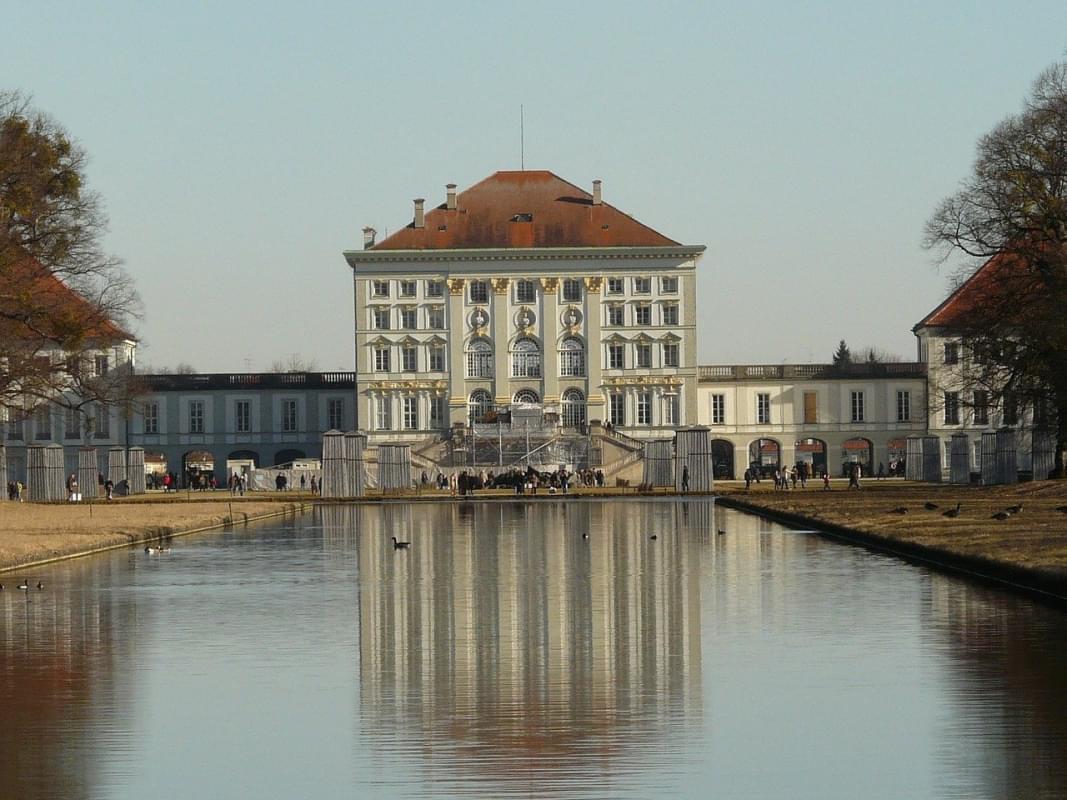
[584, 276, 604, 416]
[541, 277, 560, 403]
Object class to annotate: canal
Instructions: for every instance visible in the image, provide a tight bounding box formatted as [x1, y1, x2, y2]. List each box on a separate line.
[1, 500, 1065, 799]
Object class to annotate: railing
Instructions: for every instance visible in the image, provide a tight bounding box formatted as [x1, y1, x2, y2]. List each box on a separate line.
[698, 363, 927, 382]
[142, 372, 355, 391]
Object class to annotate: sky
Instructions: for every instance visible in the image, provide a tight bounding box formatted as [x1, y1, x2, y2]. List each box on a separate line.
[5, 2, 1067, 372]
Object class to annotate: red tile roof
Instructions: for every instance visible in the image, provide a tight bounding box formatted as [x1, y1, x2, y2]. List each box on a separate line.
[371, 171, 681, 250]
[915, 251, 1040, 330]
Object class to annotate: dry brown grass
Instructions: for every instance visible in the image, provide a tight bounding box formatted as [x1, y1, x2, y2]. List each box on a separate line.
[0, 497, 304, 572]
[717, 479, 1067, 572]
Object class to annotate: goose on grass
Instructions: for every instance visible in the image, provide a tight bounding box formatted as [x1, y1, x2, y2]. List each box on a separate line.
[943, 503, 962, 518]
[391, 537, 410, 550]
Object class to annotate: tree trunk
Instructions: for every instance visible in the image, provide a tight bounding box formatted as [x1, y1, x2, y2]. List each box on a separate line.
[1056, 395, 1067, 479]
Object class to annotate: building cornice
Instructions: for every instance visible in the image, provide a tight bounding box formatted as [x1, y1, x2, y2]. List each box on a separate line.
[345, 245, 706, 271]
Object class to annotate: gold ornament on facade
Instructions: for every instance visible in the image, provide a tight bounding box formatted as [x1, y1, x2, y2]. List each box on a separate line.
[491, 278, 510, 294]
[540, 277, 559, 292]
[447, 278, 466, 295]
[583, 276, 603, 292]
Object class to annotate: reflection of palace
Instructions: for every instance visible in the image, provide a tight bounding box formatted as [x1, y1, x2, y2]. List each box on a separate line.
[343, 501, 702, 789]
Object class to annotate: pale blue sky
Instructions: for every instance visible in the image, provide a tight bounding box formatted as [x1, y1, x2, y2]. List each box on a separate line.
[5, 2, 1066, 371]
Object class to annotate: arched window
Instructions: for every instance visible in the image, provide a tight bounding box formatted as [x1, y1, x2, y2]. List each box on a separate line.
[466, 338, 493, 378]
[559, 337, 585, 377]
[561, 389, 586, 428]
[469, 390, 493, 424]
[513, 389, 540, 405]
[511, 337, 541, 378]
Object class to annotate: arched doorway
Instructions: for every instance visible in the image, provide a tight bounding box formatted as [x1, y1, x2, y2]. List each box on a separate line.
[226, 450, 259, 482]
[181, 450, 215, 489]
[841, 438, 874, 477]
[711, 439, 734, 479]
[887, 438, 906, 476]
[748, 438, 780, 478]
[794, 438, 827, 477]
[561, 388, 586, 428]
[274, 448, 307, 467]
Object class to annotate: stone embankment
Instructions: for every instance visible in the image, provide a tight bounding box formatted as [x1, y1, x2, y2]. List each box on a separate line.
[715, 480, 1067, 602]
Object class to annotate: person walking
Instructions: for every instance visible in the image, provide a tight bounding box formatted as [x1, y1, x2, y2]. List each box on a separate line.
[822, 472, 831, 491]
[681, 465, 690, 493]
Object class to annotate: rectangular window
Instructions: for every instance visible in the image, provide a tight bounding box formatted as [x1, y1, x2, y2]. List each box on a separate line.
[635, 305, 651, 326]
[609, 393, 625, 426]
[804, 392, 817, 424]
[402, 397, 418, 430]
[1002, 393, 1018, 426]
[712, 394, 725, 425]
[662, 343, 679, 367]
[607, 306, 624, 326]
[469, 280, 488, 304]
[607, 343, 625, 369]
[426, 280, 444, 297]
[944, 343, 959, 365]
[429, 346, 445, 372]
[65, 407, 81, 440]
[850, 391, 865, 423]
[374, 347, 390, 372]
[427, 307, 445, 329]
[662, 304, 679, 326]
[973, 390, 989, 425]
[467, 348, 493, 378]
[511, 346, 542, 378]
[235, 400, 250, 433]
[189, 401, 203, 434]
[143, 402, 159, 435]
[944, 391, 959, 425]
[328, 398, 344, 430]
[896, 390, 911, 422]
[633, 277, 651, 294]
[282, 399, 297, 432]
[375, 397, 391, 430]
[372, 280, 390, 298]
[637, 392, 651, 425]
[660, 276, 678, 293]
[399, 280, 417, 298]
[94, 355, 109, 376]
[636, 342, 652, 368]
[516, 280, 536, 303]
[7, 415, 23, 440]
[430, 396, 445, 429]
[372, 308, 390, 330]
[756, 393, 771, 425]
[400, 308, 418, 330]
[94, 405, 111, 438]
[402, 346, 417, 372]
[607, 277, 624, 295]
[663, 394, 679, 426]
[562, 278, 582, 302]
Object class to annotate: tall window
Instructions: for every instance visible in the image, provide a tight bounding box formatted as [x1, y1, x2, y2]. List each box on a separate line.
[235, 400, 250, 433]
[636, 392, 651, 425]
[561, 389, 586, 428]
[635, 305, 651, 326]
[94, 405, 111, 438]
[607, 343, 624, 369]
[65, 407, 80, 440]
[516, 280, 536, 303]
[944, 391, 960, 424]
[399, 280, 417, 298]
[636, 342, 652, 368]
[374, 347, 390, 372]
[282, 399, 298, 432]
[662, 304, 679, 325]
[660, 276, 678, 293]
[427, 307, 445, 329]
[372, 308, 390, 330]
[562, 278, 582, 302]
[662, 342, 679, 367]
[430, 396, 446, 429]
[400, 308, 418, 329]
[401, 346, 417, 372]
[850, 391, 865, 423]
[633, 277, 651, 294]
[607, 306, 624, 326]
[402, 397, 418, 430]
[426, 280, 444, 297]
[609, 393, 625, 426]
[375, 396, 391, 430]
[973, 390, 989, 425]
[328, 398, 344, 430]
[944, 343, 959, 365]
[94, 355, 109, 376]
[511, 338, 541, 378]
[143, 402, 159, 435]
[189, 401, 204, 434]
[711, 394, 725, 425]
[607, 277, 624, 295]
[371, 280, 390, 298]
[560, 337, 585, 376]
[7, 414, 23, 440]
[466, 339, 493, 378]
[469, 390, 492, 423]
[756, 393, 770, 425]
[1002, 393, 1018, 426]
[663, 394, 679, 426]
[469, 280, 488, 304]
[429, 345, 445, 372]
[896, 390, 911, 422]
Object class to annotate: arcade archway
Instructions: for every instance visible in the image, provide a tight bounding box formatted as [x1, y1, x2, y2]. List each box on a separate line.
[794, 438, 827, 477]
[748, 438, 781, 478]
[711, 439, 734, 479]
[841, 438, 874, 477]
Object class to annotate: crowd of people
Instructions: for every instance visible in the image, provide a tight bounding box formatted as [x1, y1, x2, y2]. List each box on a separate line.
[417, 466, 607, 496]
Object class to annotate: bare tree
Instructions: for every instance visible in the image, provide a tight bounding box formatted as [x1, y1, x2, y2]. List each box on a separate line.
[270, 354, 320, 373]
[1, 91, 141, 424]
[924, 61, 1067, 476]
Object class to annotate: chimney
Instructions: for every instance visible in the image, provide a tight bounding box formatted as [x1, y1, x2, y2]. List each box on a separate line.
[414, 198, 425, 229]
[592, 179, 602, 206]
[362, 226, 376, 249]
[446, 183, 457, 210]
